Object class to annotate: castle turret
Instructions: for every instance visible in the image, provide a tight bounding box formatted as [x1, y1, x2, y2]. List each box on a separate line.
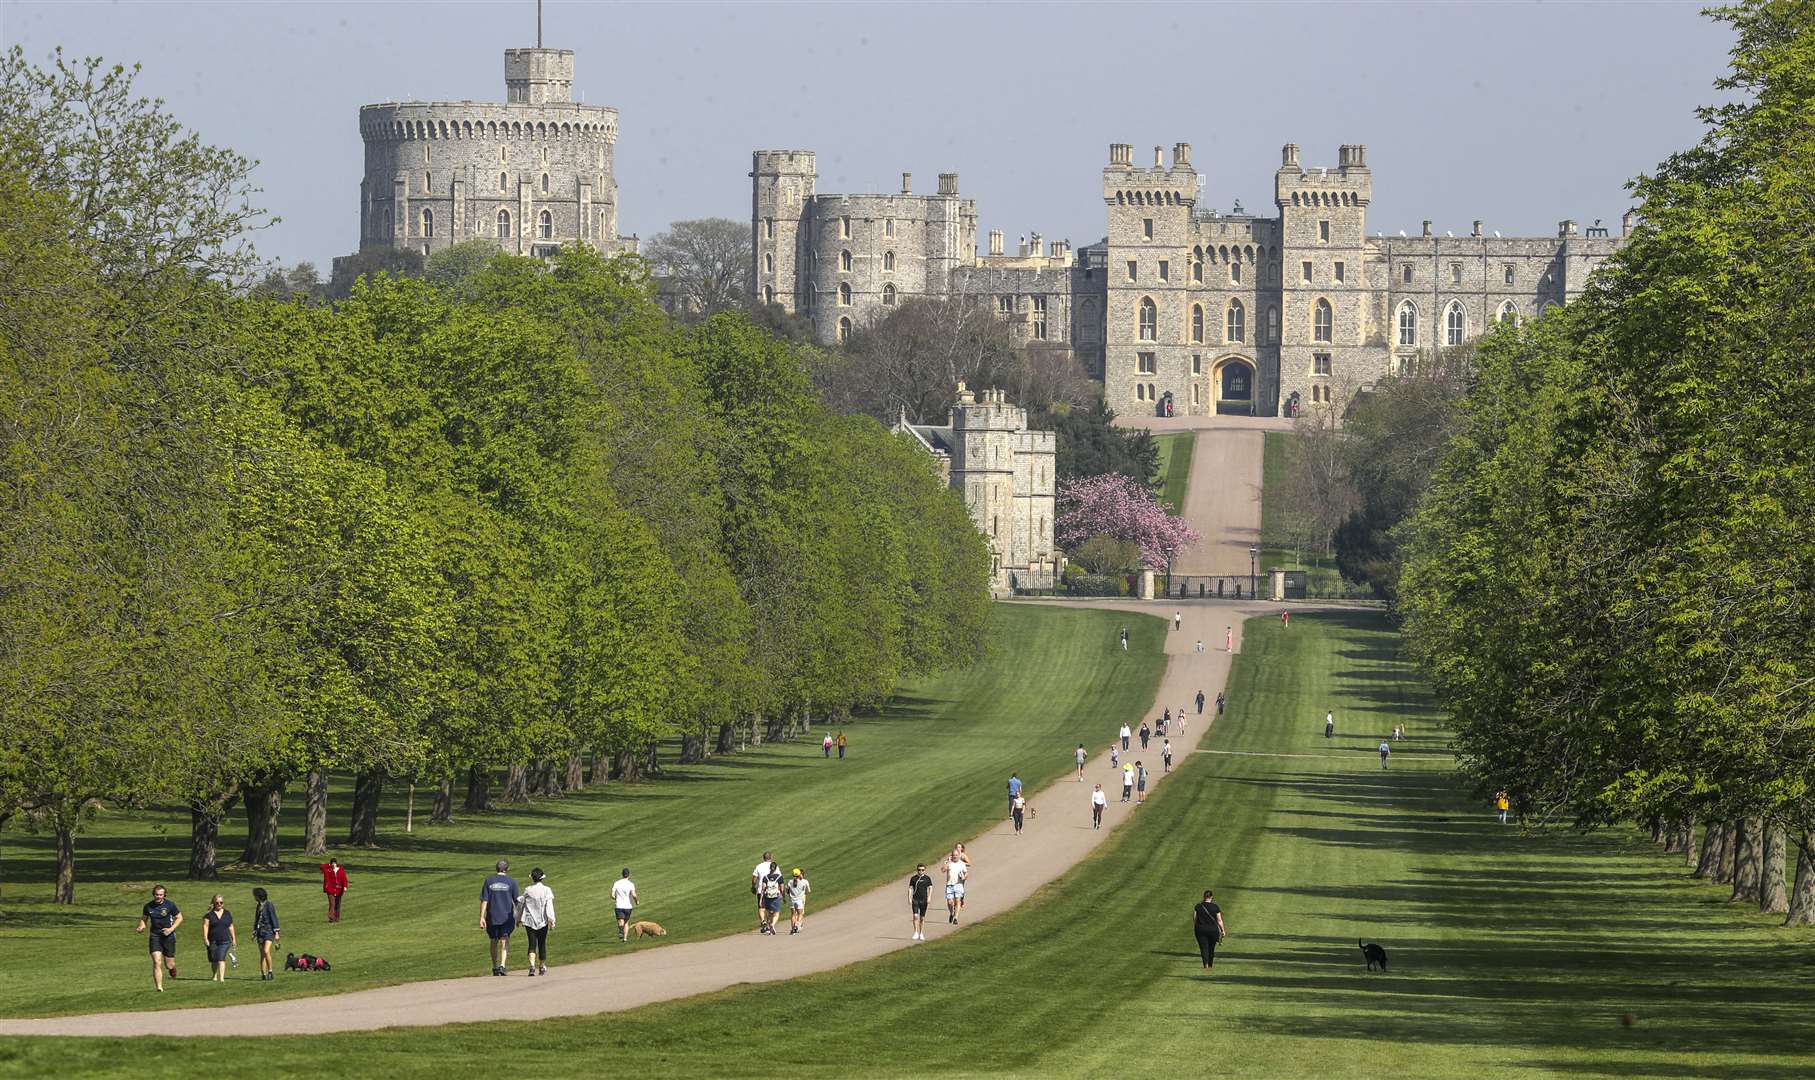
[751, 150, 817, 314]
[504, 48, 574, 104]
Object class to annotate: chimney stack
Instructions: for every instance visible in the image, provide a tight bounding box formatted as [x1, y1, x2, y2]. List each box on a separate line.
[1472, 220, 1483, 237]
[1171, 142, 1191, 168]
[988, 229, 1004, 256]
[1422, 220, 1433, 238]
[1281, 143, 1301, 169]
[1621, 210, 1637, 237]
[937, 173, 959, 195]
[1153, 145, 1164, 168]
[901, 172, 911, 194]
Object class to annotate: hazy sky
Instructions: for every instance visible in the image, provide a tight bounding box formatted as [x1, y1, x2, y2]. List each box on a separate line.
[4, 1, 1734, 269]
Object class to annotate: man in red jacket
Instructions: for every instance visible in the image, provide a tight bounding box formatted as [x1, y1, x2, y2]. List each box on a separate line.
[320, 858, 349, 922]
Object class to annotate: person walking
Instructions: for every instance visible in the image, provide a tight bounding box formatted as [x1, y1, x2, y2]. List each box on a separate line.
[1195, 690, 1205, 715]
[479, 859, 520, 975]
[136, 885, 183, 991]
[822, 733, 833, 758]
[1162, 739, 1174, 774]
[1225, 626, 1234, 652]
[1121, 762, 1135, 803]
[1136, 762, 1149, 805]
[1075, 743, 1087, 781]
[1324, 710, 1335, 739]
[1120, 724, 1131, 752]
[908, 863, 934, 941]
[1110, 744, 1120, 771]
[1174, 610, 1182, 631]
[1006, 772, 1022, 817]
[1091, 784, 1107, 829]
[1119, 626, 1128, 652]
[1495, 789, 1511, 824]
[1194, 639, 1204, 654]
[1282, 609, 1290, 628]
[201, 894, 236, 984]
[1192, 889, 1226, 972]
[787, 868, 811, 934]
[943, 851, 969, 925]
[251, 886, 280, 982]
[1379, 740, 1391, 769]
[611, 867, 638, 942]
[520, 868, 555, 976]
[319, 857, 349, 923]
[752, 851, 776, 932]
[1216, 691, 1225, 718]
[1139, 721, 1151, 750]
[952, 844, 972, 919]
[1012, 792, 1027, 836]
[836, 732, 847, 759]
[760, 867, 785, 935]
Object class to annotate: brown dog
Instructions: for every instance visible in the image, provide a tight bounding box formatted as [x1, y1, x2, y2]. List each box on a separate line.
[630, 920, 667, 939]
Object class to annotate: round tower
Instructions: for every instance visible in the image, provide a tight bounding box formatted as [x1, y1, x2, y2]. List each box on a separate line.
[751, 150, 817, 314]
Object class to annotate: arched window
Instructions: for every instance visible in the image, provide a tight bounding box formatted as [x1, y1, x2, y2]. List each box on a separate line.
[882, 283, 896, 306]
[1227, 299, 1245, 343]
[538, 210, 552, 239]
[838, 282, 852, 306]
[1191, 304, 1205, 344]
[1266, 305, 1279, 344]
[496, 209, 512, 238]
[1498, 301, 1519, 326]
[806, 282, 817, 309]
[500, 171, 509, 191]
[1138, 297, 1157, 341]
[764, 253, 774, 273]
[382, 206, 393, 237]
[421, 208, 434, 237]
[840, 249, 853, 272]
[1137, 383, 1147, 401]
[540, 173, 550, 194]
[1446, 301, 1466, 345]
[1313, 298, 1333, 343]
[763, 286, 775, 304]
[838, 317, 853, 343]
[883, 251, 895, 271]
[1079, 299, 1100, 344]
[1397, 302, 1417, 346]
[1231, 261, 1242, 284]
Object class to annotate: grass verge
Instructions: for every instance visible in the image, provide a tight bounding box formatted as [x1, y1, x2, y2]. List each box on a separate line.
[1153, 431, 1195, 513]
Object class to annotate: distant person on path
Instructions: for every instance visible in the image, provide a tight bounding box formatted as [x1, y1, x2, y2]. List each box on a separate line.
[943, 854, 966, 925]
[952, 844, 972, 918]
[252, 886, 280, 981]
[1091, 784, 1107, 828]
[1282, 610, 1290, 628]
[611, 867, 638, 942]
[1495, 789, 1510, 824]
[1120, 724, 1131, 751]
[1012, 792, 1027, 835]
[201, 894, 235, 984]
[1162, 706, 1172, 729]
[787, 868, 811, 934]
[760, 867, 785, 935]
[1192, 889, 1226, 972]
[480, 859, 520, 975]
[1119, 626, 1129, 651]
[752, 851, 776, 932]
[1163, 739, 1174, 774]
[1379, 741, 1391, 769]
[1007, 772, 1022, 817]
[822, 733, 833, 758]
[1075, 744, 1087, 781]
[1216, 691, 1225, 717]
[319, 857, 348, 923]
[1324, 711, 1334, 739]
[136, 885, 182, 991]
[1121, 762, 1135, 802]
[520, 868, 555, 976]
[1136, 762, 1149, 805]
[1110, 744, 1120, 771]
[1226, 626, 1234, 652]
[908, 864, 934, 941]
[1139, 721, 1151, 750]
[1196, 690, 1206, 715]
[1174, 611, 1182, 631]
[1195, 640, 1205, 654]
[836, 732, 848, 759]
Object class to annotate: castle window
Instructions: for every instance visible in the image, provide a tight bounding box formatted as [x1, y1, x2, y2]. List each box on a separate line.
[1319, 220, 1330, 244]
[496, 209, 512, 238]
[1265, 305, 1279, 344]
[1192, 259, 1203, 284]
[838, 317, 853, 343]
[1158, 260, 1169, 282]
[765, 218, 775, 239]
[1314, 352, 1332, 376]
[1192, 354, 1202, 375]
[883, 251, 895, 272]
[500, 171, 509, 191]
[841, 250, 853, 272]
[1301, 261, 1313, 284]
[1138, 298, 1158, 341]
[1504, 264, 1515, 285]
[838, 282, 852, 306]
[424, 171, 431, 193]
[807, 283, 817, 310]
[764, 286, 775, 304]
[1230, 261, 1242, 284]
[1137, 383, 1147, 401]
[1498, 300, 1519, 326]
[1137, 352, 1157, 375]
[1334, 261, 1345, 283]
[998, 295, 1014, 316]
[1446, 301, 1466, 345]
[840, 217, 851, 239]
[538, 210, 553, 239]
[383, 206, 393, 236]
[1226, 300, 1245, 343]
[884, 219, 894, 238]
[1079, 299, 1100, 344]
[1450, 262, 1462, 284]
[881, 283, 896, 306]
[1192, 384, 1200, 405]
[1313, 298, 1333, 342]
[1191, 305, 1204, 343]
[764, 253, 775, 273]
[1143, 218, 1154, 240]
[1397, 301, 1417, 346]
[1031, 295, 1047, 339]
[421, 208, 434, 238]
[1126, 260, 1138, 282]
[541, 173, 550, 194]
[1402, 265, 1413, 283]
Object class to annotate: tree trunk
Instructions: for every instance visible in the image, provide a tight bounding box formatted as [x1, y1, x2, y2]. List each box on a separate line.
[765, 714, 786, 743]
[716, 722, 736, 755]
[431, 774, 455, 824]
[1682, 820, 1698, 867]
[503, 763, 528, 803]
[646, 743, 661, 777]
[187, 795, 237, 880]
[1715, 819, 1739, 883]
[303, 768, 329, 857]
[680, 730, 706, 764]
[1730, 816, 1763, 903]
[1786, 834, 1815, 927]
[1663, 817, 1690, 855]
[239, 780, 285, 867]
[53, 813, 76, 905]
[565, 753, 585, 791]
[464, 764, 492, 812]
[1759, 822, 1790, 915]
[589, 750, 607, 785]
[347, 770, 384, 846]
[616, 749, 642, 784]
[1648, 816, 1663, 844]
[1694, 820, 1724, 878]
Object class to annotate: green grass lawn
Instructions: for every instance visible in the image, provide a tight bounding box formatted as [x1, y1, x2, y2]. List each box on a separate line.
[0, 604, 1165, 1021]
[1153, 431, 1195, 513]
[1260, 431, 1365, 597]
[26, 610, 1814, 1079]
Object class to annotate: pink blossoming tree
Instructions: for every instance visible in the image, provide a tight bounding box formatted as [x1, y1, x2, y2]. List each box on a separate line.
[1055, 474, 1200, 571]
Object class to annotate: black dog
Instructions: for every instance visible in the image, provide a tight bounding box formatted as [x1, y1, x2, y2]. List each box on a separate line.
[283, 952, 302, 972]
[1359, 940, 1389, 972]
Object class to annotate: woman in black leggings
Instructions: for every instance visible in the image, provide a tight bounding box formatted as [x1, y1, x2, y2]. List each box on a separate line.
[1192, 889, 1225, 972]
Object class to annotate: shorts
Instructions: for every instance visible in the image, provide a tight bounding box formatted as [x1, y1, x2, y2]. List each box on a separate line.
[763, 896, 781, 913]
[207, 941, 231, 964]
[790, 900, 805, 911]
[486, 918, 516, 940]
[149, 931, 176, 956]
[911, 899, 929, 917]
[945, 883, 964, 901]
[616, 907, 633, 922]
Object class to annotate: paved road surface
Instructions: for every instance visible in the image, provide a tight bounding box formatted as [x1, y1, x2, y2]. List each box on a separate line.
[1137, 417, 1272, 577]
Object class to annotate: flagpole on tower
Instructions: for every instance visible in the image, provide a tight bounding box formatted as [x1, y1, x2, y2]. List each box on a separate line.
[537, 0, 543, 47]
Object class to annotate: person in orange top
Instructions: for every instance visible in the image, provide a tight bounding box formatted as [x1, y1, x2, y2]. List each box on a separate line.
[319, 857, 350, 922]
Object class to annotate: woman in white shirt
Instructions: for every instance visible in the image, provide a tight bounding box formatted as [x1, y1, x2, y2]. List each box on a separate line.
[519, 868, 555, 977]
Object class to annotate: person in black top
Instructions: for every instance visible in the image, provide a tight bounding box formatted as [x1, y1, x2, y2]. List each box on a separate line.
[907, 864, 935, 941]
[136, 885, 183, 991]
[1196, 690, 1206, 715]
[252, 887, 282, 981]
[1192, 889, 1226, 972]
[202, 894, 237, 983]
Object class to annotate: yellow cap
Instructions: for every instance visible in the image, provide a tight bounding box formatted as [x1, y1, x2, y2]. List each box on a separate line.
[792, 868, 802, 876]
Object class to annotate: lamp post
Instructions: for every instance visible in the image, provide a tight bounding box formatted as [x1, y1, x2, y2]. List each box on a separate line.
[1249, 547, 1258, 601]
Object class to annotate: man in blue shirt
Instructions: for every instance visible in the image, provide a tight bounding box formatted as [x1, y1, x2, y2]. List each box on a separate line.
[479, 859, 521, 976]
[135, 885, 183, 991]
[1006, 773, 1022, 817]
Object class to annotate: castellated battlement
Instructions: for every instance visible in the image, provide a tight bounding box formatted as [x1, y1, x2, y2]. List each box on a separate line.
[358, 102, 618, 144]
[504, 47, 574, 104]
[1104, 141, 1197, 206]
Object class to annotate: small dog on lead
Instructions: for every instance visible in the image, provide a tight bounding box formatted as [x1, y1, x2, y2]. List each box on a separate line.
[629, 920, 667, 939]
[1359, 940, 1389, 972]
